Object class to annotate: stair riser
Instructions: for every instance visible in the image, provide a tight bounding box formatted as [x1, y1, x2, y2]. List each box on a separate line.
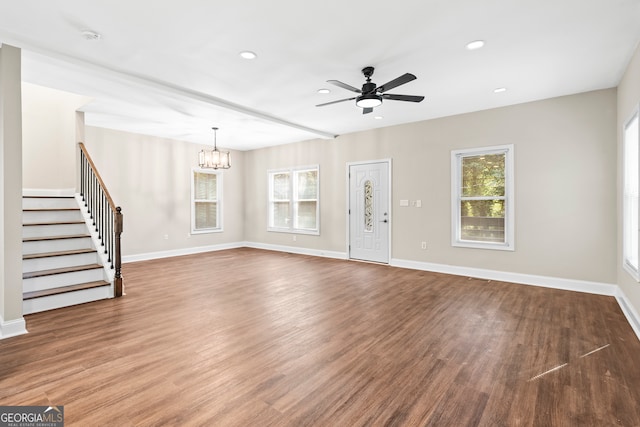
[22, 223, 88, 238]
[23, 252, 101, 273]
[22, 197, 78, 210]
[23, 210, 83, 223]
[23, 285, 112, 315]
[23, 237, 94, 255]
[23, 269, 105, 293]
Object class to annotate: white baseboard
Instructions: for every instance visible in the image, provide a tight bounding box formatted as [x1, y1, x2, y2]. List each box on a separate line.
[22, 188, 75, 197]
[0, 314, 28, 340]
[122, 242, 246, 263]
[391, 258, 617, 296]
[243, 241, 347, 260]
[615, 288, 640, 341]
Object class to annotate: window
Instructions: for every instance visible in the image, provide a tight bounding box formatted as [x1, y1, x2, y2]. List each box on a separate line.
[451, 145, 514, 250]
[624, 108, 640, 279]
[268, 166, 319, 234]
[191, 169, 222, 233]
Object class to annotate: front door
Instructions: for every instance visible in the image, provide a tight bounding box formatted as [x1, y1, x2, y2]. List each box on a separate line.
[348, 161, 390, 263]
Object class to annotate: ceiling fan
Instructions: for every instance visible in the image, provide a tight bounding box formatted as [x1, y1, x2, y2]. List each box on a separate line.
[316, 66, 425, 114]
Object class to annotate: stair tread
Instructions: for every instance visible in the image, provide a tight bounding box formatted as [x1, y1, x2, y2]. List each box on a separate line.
[23, 234, 91, 242]
[23, 221, 85, 226]
[23, 248, 97, 260]
[23, 280, 110, 300]
[23, 263, 103, 279]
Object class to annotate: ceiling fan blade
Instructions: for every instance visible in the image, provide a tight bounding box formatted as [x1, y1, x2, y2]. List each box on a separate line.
[316, 97, 357, 107]
[377, 73, 417, 93]
[327, 80, 361, 93]
[362, 107, 374, 114]
[382, 94, 425, 103]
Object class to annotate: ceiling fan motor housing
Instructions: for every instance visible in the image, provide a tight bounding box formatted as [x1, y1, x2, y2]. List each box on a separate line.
[362, 81, 377, 94]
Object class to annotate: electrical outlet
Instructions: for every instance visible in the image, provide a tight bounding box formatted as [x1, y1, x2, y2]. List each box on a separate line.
[293, 235, 297, 242]
[163, 234, 169, 240]
[421, 241, 427, 250]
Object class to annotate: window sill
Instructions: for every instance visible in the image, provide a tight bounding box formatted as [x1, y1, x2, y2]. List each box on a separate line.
[268, 228, 320, 236]
[452, 240, 514, 251]
[190, 228, 223, 235]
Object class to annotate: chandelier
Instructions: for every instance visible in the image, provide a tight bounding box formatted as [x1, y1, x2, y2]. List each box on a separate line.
[198, 127, 230, 169]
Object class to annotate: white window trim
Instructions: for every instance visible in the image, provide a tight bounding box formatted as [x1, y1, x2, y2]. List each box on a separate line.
[451, 144, 515, 251]
[623, 106, 640, 281]
[191, 167, 223, 234]
[267, 165, 320, 235]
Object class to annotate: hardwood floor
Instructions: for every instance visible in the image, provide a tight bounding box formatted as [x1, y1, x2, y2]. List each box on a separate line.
[1, 248, 639, 426]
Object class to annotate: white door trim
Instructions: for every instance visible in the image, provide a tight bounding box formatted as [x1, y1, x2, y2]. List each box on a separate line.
[346, 159, 392, 263]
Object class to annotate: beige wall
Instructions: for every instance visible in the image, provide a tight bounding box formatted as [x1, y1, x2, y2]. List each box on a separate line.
[245, 89, 617, 284]
[617, 43, 640, 316]
[83, 127, 244, 257]
[21, 83, 91, 190]
[0, 44, 25, 333]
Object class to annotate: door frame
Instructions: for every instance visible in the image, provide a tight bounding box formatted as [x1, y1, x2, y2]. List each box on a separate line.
[345, 159, 392, 263]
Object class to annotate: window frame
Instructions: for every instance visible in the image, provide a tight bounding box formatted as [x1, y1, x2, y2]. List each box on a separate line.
[623, 106, 640, 280]
[267, 165, 320, 235]
[191, 167, 223, 234]
[451, 144, 515, 251]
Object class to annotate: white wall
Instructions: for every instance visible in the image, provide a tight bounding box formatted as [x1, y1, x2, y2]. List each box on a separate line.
[245, 89, 617, 284]
[617, 42, 640, 321]
[21, 83, 91, 190]
[83, 127, 245, 258]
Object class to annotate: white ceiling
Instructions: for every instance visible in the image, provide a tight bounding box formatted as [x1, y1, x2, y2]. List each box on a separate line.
[1, 0, 639, 151]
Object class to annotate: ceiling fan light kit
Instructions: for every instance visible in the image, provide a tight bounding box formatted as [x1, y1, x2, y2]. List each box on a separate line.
[317, 66, 424, 114]
[356, 93, 382, 108]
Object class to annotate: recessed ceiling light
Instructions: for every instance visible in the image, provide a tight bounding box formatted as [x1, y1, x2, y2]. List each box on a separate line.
[494, 87, 507, 93]
[317, 88, 330, 94]
[465, 40, 485, 50]
[374, 116, 383, 120]
[81, 30, 102, 41]
[239, 51, 257, 60]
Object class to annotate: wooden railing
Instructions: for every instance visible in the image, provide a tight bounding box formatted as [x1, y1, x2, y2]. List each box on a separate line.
[79, 143, 123, 297]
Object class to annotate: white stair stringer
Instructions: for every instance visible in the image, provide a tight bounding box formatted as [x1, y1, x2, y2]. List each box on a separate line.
[75, 193, 117, 286]
[22, 194, 115, 314]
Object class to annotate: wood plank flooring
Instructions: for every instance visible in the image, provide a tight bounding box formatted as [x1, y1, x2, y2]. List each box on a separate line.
[1, 247, 639, 426]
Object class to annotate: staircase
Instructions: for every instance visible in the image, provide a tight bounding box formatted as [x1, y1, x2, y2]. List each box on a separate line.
[22, 194, 113, 314]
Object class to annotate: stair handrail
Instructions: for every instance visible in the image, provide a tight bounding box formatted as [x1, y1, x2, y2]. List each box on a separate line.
[78, 142, 123, 297]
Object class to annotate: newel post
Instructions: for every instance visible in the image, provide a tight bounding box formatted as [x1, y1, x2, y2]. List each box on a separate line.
[114, 206, 123, 297]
